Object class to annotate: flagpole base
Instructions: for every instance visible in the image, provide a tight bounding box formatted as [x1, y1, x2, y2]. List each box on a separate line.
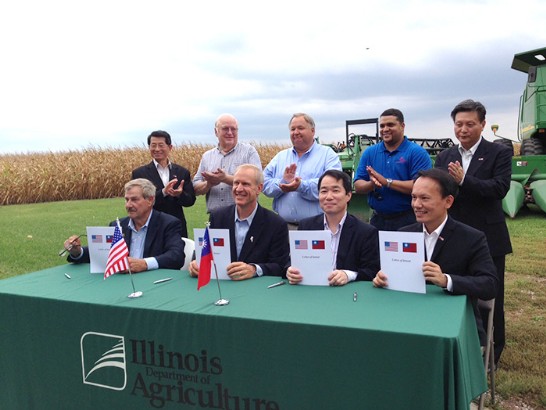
[214, 298, 230, 306]
[128, 291, 143, 298]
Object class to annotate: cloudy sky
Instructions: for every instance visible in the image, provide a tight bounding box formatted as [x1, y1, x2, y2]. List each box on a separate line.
[0, 0, 544, 154]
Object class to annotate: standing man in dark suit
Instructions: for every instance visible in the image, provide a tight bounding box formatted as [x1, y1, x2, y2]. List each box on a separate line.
[435, 99, 512, 365]
[286, 169, 379, 285]
[132, 130, 196, 238]
[189, 164, 289, 280]
[64, 178, 185, 271]
[373, 168, 498, 345]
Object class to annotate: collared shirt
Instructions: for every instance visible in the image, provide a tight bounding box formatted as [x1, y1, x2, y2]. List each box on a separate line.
[354, 137, 432, 214]
[323, 212, 357, 282]
[192, 143, 261, 213]
[153, 159, 171, 188]
[128, 210, 159, 270]
[422, 216, 452, 291]
[234, 204, 262, 276]
[457, 137, 482, 184]
[263, 142, 342, 223]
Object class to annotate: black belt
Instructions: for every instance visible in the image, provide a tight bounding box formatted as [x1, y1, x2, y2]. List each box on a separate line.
[372, 209, 414, 220]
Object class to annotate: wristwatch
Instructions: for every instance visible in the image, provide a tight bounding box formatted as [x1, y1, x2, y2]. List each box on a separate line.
[386, 178, 393, 188]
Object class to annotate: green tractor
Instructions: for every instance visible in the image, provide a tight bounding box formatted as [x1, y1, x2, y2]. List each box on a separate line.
[328, 46, 546, 220]
[329, 118, 379, 221]
[500, 46, 546, 217]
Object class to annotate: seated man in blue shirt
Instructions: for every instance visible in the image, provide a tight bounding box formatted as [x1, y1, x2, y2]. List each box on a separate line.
[64, 178, 185, 272]
[189, 164, 290, 280]
[287, 169, 380, 286]
[263, 113, 342, 228]
[354, 109, 432, 231]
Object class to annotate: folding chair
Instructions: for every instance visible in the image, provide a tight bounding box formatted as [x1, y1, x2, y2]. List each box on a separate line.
[181, 238, 195, 271]
[478, 298, 496, 410]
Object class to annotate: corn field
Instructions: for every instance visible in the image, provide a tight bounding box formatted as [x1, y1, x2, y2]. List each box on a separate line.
[0, 142, 287, 205]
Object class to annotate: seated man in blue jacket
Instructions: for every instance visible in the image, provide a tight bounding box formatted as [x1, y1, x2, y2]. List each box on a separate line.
[64, 178, 185, 272]
[286, 169, 380, 286]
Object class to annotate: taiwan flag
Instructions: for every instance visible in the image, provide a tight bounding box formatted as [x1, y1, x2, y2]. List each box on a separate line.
[403, 242, 417, 253]
[213, 237, 224, 247]
[312, 240, 325, 250]
[198, 227, 213, 290]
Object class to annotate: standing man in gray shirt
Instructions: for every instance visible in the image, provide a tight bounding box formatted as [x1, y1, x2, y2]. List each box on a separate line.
[193, 113, 262, 213]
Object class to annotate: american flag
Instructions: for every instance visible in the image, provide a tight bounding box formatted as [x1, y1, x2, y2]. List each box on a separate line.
[384, 241, 398, 252]
[295, 239, 308, 250]
[104, 220, 129, 279]
[92, 234, 102, 243]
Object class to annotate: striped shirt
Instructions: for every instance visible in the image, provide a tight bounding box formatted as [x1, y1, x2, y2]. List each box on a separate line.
[193, 143, 261, 212]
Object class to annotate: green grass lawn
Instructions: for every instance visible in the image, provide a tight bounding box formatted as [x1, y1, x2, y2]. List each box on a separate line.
[0, 197, 545, 409]
[0, 195, 272, 278]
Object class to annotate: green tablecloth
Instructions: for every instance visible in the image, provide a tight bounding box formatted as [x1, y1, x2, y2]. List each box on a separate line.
[0, 264, 486, 409]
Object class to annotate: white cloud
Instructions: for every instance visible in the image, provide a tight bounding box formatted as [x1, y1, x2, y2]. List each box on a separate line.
[0, 0, 544, 153]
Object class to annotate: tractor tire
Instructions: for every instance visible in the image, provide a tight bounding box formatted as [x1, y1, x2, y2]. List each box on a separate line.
[494, 138, 514, 155]
[520, 137, 544, 155]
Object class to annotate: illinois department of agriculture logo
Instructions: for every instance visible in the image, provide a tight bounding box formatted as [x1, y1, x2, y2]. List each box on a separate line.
[80, 331, 127, 391]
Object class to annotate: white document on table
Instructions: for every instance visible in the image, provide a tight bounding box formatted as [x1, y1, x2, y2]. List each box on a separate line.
[86, 226, 115, 274]
[289, 230, 332, 286]
[378, 230, 426, 294]
[194, 228, 231, 280]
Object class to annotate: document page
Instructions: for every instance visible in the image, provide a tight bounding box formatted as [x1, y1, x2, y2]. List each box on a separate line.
[378, 231, 426, 294]
[86, 226, 116, 274]
[289, 230, 332, 286]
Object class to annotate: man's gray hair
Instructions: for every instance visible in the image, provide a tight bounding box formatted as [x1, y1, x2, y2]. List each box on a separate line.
[235, 164, 264, 185]
[289, 113, 315, 129]
[124, 178, 156, 200]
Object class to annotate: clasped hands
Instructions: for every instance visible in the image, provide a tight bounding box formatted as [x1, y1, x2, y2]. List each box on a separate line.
[201, 168, 227, 187]
[279, 164, 301, 193]
[286, 266, 349, 286]
[366, 166, 389, 188]
[164, 178, 184, 197]
[446, 161, 465, 184]
[189, 260, 256, 281]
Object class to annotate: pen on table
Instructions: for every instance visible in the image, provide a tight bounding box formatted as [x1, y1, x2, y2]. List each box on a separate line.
[267, 280, 286, 289]
[154, 278, 173, 284]
[353, 292, 358, 302]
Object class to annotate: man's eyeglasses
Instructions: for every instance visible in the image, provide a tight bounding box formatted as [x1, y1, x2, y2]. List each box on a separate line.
[220, 127, 238, 133]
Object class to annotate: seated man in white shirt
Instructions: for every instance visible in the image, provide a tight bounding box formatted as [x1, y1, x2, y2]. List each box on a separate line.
[372, 168, 498, 344]
[286, 169, 379, 286]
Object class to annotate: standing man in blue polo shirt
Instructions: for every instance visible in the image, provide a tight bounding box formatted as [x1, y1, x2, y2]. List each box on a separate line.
[263, 113, 342, 229]
[354, 108, 432, 230]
